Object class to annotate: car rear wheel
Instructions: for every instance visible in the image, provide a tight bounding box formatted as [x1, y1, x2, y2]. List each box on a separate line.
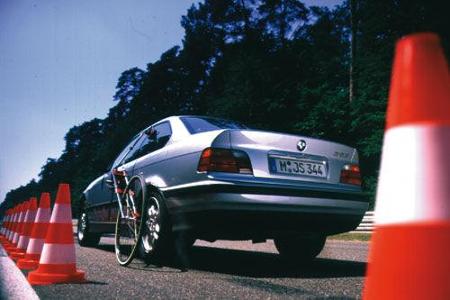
[138, 191, 174, 264]
[274, 235, 326, 263]
[77, 209, 101, 247]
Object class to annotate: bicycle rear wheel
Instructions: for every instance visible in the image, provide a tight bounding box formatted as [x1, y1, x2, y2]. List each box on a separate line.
[114, 175, 147, 266]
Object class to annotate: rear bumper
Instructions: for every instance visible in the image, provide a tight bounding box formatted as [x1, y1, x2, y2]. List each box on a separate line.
[162, 177, 368, 238]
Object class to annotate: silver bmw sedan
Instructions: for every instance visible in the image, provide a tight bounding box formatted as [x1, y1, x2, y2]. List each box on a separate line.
[77, 115, 368, 264]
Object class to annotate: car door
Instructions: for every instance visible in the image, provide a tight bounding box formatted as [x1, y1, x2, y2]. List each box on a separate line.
[84, 172, 114, 224]
[89, 133, 144, 224]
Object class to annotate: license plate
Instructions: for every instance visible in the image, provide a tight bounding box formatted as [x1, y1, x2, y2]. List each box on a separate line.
[270, 157, 327, 178]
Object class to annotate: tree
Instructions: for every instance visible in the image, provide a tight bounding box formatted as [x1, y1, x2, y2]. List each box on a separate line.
[258, 0, 308, 47]
[114, 68, 146, 103]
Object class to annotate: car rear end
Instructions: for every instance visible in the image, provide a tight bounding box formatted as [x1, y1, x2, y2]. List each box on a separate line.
[164, 119, 368, 240]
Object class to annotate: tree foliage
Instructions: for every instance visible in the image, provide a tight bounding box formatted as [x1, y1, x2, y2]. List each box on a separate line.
[2, 0, 448, 215]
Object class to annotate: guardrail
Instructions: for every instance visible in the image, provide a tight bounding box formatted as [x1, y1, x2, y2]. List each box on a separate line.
[71, 212, 376, 235]
[354, 210, 374, 233]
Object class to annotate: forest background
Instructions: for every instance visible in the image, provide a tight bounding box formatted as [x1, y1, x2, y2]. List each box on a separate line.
[1, 0, 448, 215]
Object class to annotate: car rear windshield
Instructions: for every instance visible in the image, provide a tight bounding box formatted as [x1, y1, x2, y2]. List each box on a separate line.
[180, 116, 248, 134]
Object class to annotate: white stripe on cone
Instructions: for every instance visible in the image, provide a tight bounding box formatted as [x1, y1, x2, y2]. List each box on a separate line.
[39, 244, 76, 264]
[376, 125, 450, 225]
[1, 215, 8, 234]
[6, 213, 15, 241]
[12, 229, 21, 243]
[7, 213, 12, 236]
[34, 209, 51, 225]
[17, 236, 30, 251]
[49, 204, 72, 224]
[9, 212, 19, 241]
[26, 238, 45, 255]
[3, 215, 8, 234]
[2, 215, 9, 235]
[6, 213, 13, 240]
[13, 233, 20, 244]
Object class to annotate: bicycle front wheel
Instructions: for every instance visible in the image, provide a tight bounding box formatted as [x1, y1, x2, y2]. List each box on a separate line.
[114, 175, 147, 266]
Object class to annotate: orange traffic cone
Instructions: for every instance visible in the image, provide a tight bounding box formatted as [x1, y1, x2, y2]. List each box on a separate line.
[28, 184, 85, 285]
[18, 193, 52, 270]
[0, 209, 11, 242]
[5, 203, 26, 253]
[363, 33, 450, 299]
[10, 197, 38, 261]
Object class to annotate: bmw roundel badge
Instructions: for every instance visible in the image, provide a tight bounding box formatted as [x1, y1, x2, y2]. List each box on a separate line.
[297, 140, 307, 151]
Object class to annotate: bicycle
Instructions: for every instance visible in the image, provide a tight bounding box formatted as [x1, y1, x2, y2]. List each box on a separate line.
[112, 169, 147, 266]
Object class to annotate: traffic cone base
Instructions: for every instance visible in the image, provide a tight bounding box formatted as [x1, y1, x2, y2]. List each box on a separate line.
[364, 221, 450, 299]
[11, 254, 26, 261]
[5, 244, 18, 254]
[17, 258, 40, 270]
[3, 243, 14, 250]
[10, 251, 26, 261]
[17, 253, 41, 270]
[28, 267, 85, 285]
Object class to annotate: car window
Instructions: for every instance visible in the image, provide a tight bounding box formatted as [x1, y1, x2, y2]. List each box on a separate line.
[111, 133, 142, 168]
[136, 121, 172, 157]
[180, 116, 248, 134]
[121, 135, 147, 164]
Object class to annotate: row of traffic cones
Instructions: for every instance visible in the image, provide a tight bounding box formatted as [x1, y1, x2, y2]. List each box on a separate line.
[0, 183, 85, 285]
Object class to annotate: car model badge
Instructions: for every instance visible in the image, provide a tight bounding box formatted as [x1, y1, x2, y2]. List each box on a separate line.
[297, 140, 307, 151]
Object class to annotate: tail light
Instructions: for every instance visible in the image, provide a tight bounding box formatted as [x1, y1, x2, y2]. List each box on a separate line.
[340, 164, 361, 186]
[198, 148, 253, 174]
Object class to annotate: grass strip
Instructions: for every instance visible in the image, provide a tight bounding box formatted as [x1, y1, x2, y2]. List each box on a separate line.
[329, 232, 372, 242]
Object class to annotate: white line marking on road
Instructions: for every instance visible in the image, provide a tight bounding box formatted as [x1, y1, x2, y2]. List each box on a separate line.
[0, 245, 39, 300]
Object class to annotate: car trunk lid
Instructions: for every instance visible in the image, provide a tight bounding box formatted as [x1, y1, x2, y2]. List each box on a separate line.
[226, 130, 358, 184]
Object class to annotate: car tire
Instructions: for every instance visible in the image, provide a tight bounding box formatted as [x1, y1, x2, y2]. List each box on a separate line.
[77, 208, 101, 247]
[274, 235, 326, 263]
[138, 191, 174, 264]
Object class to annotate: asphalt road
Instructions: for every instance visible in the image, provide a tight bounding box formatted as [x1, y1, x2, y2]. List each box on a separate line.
[29, 237, 368, 299]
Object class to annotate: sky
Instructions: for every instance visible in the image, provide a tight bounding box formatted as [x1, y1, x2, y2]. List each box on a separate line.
[0, 0, 340, 202]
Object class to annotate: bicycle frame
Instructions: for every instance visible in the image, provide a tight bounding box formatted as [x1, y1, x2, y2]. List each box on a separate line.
[112, 169, 138, 219]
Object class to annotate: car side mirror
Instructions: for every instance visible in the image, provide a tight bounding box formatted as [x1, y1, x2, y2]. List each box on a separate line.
[145, 128, 157, 140]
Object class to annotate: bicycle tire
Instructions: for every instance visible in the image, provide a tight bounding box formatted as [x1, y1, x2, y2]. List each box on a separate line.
[114, 175, 147, 266]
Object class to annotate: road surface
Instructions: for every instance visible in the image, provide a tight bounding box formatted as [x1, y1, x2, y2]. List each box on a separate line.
[30, 237, 368, 299]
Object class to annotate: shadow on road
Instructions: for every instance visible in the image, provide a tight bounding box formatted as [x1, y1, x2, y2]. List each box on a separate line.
[94, 243, 366, 279]
[188, 246, 365, 278]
